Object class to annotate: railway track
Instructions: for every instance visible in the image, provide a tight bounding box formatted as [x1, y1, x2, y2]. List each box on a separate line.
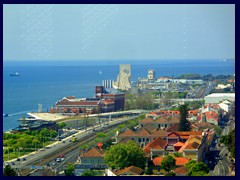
[17, 116, 138, 176]
[19, 134, 97, 176]
[195, 87, 206, 98]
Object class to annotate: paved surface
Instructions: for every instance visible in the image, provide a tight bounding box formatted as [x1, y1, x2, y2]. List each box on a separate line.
[27, 113, 66, 121]
[4, 116, 138, 173]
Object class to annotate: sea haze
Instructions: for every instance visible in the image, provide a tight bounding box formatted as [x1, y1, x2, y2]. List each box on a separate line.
[3, 59, 235, 131]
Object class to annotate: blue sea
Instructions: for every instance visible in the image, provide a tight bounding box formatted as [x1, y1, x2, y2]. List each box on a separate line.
[3, 59, 235, 132]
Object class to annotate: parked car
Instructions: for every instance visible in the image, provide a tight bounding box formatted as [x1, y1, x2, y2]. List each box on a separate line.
[22, 158, 26, 161]
[56, 158, 61, 162]
[17, 158, 21, 161]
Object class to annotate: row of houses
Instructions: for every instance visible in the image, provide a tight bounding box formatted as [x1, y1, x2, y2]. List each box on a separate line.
[74, 114, 216, 176]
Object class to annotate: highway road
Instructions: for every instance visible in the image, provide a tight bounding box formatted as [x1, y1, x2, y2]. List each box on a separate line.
[4, 115, 139, 174]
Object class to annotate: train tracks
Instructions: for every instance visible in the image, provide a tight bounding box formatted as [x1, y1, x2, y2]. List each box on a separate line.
[19, 134, 97, 176]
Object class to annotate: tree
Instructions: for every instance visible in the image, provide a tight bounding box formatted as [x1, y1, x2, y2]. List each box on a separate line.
[161, 155, 176, 173]
[57, 122, 66, 129]
[214, 126, 223, 137]
[178, 104, 191, 131]
[187, 162, 209, 176]
[3, 165, 17, 176]
[81, 170, 95, 176]
[185, 160, 197, 169]
[165, 172, 176, 176]
[65, 163, 74, 176]
[144, 167, 153, 175]
[104, 141, 146, 169]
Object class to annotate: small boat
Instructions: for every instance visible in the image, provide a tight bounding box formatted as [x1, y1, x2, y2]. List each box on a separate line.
[3, 114, 8, 117]
[10, 72, 20, 76]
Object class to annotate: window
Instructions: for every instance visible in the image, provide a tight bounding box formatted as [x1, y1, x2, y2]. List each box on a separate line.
[146, 138, 149, 142]
[143, 138, 145, 142]
[138, 138, 141, 142]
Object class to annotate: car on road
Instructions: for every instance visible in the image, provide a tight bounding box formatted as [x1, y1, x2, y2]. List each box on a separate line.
[12, 162, 15, 165]
[56, 158, 61, 162]
[17, 158, 21, 161]
[22, 158, 26, 161]
[61, 158, 65, 161]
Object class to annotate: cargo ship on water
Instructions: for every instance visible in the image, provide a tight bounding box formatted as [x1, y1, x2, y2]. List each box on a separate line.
[10, 72, 20, 76]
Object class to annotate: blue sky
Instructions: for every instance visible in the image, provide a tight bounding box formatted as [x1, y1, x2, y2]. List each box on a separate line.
[3, 4, 235, 61]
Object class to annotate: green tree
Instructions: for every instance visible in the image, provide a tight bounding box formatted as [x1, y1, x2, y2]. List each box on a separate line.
[49, 130, 58, 138]
[161, 155, 176, 173]
[144, 167, 153, 175]
[65, 163, 74, 176]
[187, 162, 209, 176]
[190, 171, 209, 176]
[104, 141, 146, 169]
[97, 132, 107, 138]
[214, 126, 223, 137]
[3, 165, 17, 176]
[178, 104, 191, 131]
[81, 170, 95, 176]
[185, 160, 197, 169]
[165, 172, 176, 176]
[57, 122, 67, 129]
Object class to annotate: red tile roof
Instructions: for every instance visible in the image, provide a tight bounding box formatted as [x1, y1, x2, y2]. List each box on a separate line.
[57, 100, 99, 106]
[185, 142, 200, 149]
[205, 111, 218, 122]
[153, 157, 190, 166]
[144, 137, 167, 153]
[173, 142, 185, 147]
[166, 123, 179, 132]
[142, 124, 157, 134]
[81, 147, 103, 157]
[140, 117, 155, 124]
[151, 129, 168, 138]
[115, 166, 144, 176]
[137, 128, 151, 136]
[175, 131, 202, 136]
[119, 129, 136, 137]
[102, 99, 114, 105]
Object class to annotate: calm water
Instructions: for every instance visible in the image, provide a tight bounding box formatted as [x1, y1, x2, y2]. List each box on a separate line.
[3, 60, 235, 131]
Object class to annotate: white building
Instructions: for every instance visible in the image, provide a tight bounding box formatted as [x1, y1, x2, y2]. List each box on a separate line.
[218, 100, 232, 113]
[204, 93, 235, 104]
[148, 69, 156, 80]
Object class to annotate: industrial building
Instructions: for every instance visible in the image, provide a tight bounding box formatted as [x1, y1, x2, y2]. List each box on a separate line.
[50, 86, 125, 114]
[204, 93, 235, 104]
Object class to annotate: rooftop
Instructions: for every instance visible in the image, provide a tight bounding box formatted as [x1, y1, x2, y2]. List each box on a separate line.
[81, 147, 103, 158]
[115, 166, 144, 176]
[205, 93, 235, 98]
